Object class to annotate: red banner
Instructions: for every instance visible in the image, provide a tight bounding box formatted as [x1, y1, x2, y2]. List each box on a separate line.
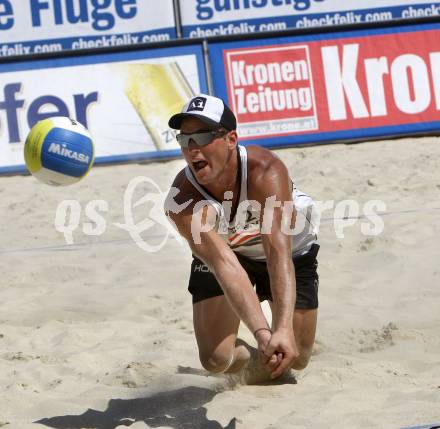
[223, 27, 440, 139]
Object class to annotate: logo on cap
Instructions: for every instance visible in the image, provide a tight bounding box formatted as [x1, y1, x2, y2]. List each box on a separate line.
[187, 97, 207, 112]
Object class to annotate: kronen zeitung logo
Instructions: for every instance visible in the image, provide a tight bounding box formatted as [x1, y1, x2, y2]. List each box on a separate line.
[232, 57, 313, 114]
[227, 45, 318, 138]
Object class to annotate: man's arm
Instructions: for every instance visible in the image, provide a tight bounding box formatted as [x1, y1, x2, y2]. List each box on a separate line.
[253, 155, 299, 378]
[166, 199, 271, 343]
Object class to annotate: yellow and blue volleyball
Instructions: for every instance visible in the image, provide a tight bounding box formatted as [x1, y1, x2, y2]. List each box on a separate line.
[24, 116, 94, 186]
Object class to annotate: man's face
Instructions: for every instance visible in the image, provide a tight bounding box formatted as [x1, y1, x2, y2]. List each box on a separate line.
[179, 117, 232, 185]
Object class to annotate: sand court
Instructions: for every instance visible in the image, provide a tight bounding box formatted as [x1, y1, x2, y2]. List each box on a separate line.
[0, 136, 439, 429]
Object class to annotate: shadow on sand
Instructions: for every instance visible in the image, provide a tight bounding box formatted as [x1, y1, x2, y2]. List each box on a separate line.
[36, 386, 236, 429]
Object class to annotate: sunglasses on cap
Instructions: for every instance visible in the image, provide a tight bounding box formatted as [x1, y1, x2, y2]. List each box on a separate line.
[176, 129, 227, 148]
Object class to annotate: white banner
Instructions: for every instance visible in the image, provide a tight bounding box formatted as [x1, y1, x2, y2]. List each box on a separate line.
[180, 0, 440, 37]
[0, 47, 206, 172]
[0, 0, 176, 56]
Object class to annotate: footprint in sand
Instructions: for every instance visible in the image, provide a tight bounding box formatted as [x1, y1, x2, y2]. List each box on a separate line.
[103, 361, 162, 388]
[358, 322, 398, 353]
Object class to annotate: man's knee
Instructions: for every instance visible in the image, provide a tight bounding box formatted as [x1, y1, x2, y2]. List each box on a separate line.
[199, 350, 233, 373]
[291, 347, 312, 370]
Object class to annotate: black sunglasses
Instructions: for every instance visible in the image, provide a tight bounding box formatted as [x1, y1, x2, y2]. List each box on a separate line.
[176, 129, 227, 148]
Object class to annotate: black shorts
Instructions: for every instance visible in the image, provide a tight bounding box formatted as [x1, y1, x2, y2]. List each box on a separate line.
[188, 244, 319, 309]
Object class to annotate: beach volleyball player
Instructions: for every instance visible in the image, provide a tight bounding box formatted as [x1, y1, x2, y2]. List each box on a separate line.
[165, 94, 319, 381]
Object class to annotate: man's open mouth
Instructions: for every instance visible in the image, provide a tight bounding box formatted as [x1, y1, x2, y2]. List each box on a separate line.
[193, 160, 208, 172]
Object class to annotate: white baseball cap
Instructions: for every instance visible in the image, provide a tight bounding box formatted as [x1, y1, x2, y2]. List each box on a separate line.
[168, 94, 237, 131]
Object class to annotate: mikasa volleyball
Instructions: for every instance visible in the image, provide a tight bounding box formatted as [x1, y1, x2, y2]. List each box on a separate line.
[24, 116, 95, 186]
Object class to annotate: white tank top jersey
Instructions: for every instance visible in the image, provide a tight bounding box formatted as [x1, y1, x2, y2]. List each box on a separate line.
[185, 145, 319, 261]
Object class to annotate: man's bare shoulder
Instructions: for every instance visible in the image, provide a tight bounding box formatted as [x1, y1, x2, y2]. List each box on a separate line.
[169, 169, 187, 195]
[169, 168, 198, 198]
[165, 168, 204, 218]
[246, 145, 289, 182]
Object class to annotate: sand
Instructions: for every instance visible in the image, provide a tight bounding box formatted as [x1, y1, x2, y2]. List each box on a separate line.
[0, 136, 439, 429]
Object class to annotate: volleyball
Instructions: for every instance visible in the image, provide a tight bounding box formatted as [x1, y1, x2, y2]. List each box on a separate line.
[24, 117, 95, 186]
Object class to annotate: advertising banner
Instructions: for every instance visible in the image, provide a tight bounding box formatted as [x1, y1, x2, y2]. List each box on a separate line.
[209, 23, 440, 147]
[0, 45, 207, 174]
[181, 0, 440, 38]
[0, 0, 176, 57]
